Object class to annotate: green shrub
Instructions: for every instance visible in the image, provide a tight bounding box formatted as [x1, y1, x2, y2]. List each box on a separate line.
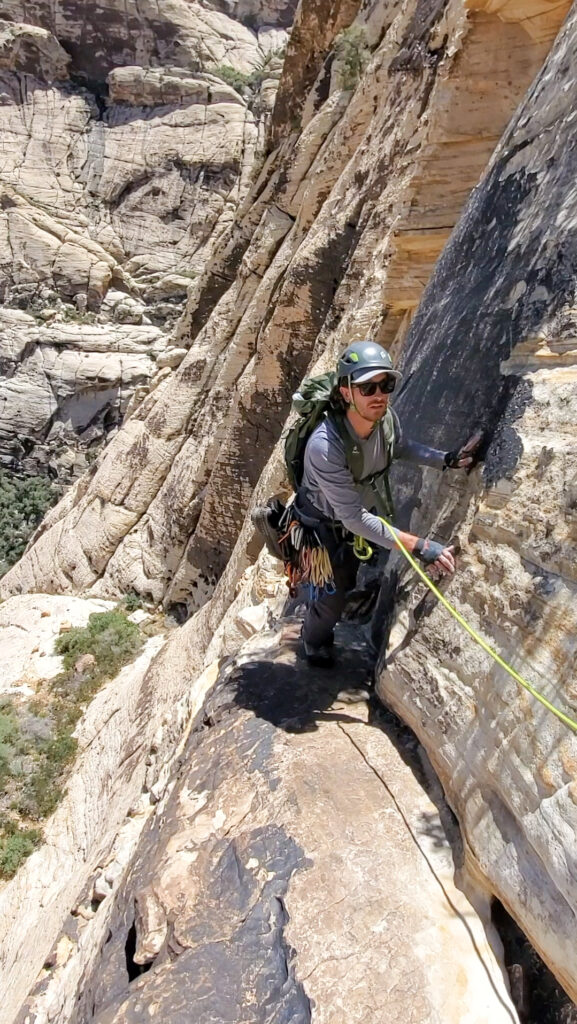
[0, 612, 144, 869]
[60, 306, 97, 324]
[335, 26, 370, 90]
[0, 706, 23, 786]
[120, 590, 144, 613]
[54, 610, 142, 680]
[0, 819, 41, 879]
[212, 64, 253, 93]
[211, 50, 286, 98]
[13, 729, 78, 821]
[0, 471, 58, 577]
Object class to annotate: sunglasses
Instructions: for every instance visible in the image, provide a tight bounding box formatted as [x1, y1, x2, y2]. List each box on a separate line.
[353, 377, 396, 396]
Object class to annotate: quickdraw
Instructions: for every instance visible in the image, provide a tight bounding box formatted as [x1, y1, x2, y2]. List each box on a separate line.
[277, 508, 336, 597]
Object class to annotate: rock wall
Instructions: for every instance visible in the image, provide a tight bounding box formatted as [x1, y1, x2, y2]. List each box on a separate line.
[16, 624, 518, 1024]
[0, 0, 273, 80]
[2, 0, 577, 1015]
[372, 1, 577, 1002]
[2, 0, 565, 597]
[0, 1, 287, 476]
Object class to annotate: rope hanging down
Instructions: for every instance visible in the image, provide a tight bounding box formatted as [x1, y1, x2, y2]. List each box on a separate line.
[373, 518, 577, 734]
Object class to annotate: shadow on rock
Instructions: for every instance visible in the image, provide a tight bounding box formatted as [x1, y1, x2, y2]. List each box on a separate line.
[230, 620, 376, 732]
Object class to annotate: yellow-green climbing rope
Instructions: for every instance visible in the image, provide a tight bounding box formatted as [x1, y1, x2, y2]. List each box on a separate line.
[367, 520, 577, 734]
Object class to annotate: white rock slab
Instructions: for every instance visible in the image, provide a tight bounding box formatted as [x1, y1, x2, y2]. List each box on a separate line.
[0, 594, 115, 692]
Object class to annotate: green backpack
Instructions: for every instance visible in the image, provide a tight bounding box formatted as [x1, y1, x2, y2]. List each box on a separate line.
[284, 371, 396, 519]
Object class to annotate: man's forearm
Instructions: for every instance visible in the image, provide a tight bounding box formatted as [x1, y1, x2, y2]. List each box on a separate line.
[394, 437, 446, 470]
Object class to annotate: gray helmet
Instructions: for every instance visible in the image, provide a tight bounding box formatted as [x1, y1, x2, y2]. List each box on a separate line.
[337, 340, 402, 383]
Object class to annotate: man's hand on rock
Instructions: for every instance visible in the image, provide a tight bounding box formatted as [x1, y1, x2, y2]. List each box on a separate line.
[444, 431, 484, 471]
[414, 539, 455, 574]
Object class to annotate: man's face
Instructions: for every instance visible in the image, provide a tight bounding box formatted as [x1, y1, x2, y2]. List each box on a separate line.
[339, 372, 393, 420]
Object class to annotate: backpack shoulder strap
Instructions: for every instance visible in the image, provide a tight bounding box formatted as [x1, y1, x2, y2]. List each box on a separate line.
[331, 413, 364, 481]
[379, 408, 396, 467]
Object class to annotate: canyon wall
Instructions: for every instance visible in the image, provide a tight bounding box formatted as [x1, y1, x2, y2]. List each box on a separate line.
[374, 0, 577, 1000]
[2, 0, 577, 1019]
[0, 0, 289, 476]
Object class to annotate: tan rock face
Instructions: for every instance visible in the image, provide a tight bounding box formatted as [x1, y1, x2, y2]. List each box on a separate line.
[371, 4, 577, 1003]
[0, 309, 162, 474]
[0, 625, 223, 1024]
[2, 0, 567, 603]
[4, 0, 577, 1010]
[21, 627, 516, 1024]
[0, 23, 70, 80]
[0, 0, 286, 472]
[0, 0, 267, 80]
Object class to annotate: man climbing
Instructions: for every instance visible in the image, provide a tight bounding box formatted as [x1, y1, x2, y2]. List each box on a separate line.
[295, 340, 479, 666]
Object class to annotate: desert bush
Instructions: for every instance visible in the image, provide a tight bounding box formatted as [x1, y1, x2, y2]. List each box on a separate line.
[335, 26, 370, 90]
[0, 612, 143, 873]
[120, 590, 144, 612]
[54, 610, 142, 681]
[0, 471, 58, 577]
[0, 818, 41, 879]
[212, 49, 286, 97]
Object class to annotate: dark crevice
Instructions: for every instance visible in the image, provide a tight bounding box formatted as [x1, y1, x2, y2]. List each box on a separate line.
[125, 922, 153, 982]
[491, 900, 577, 1024]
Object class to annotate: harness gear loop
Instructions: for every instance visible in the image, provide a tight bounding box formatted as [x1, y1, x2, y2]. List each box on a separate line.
[379, 515, 577, 734]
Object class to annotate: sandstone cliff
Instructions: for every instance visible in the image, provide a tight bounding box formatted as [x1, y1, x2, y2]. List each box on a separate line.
[2, 0, 577, 1020]
[0, 0, 290, 476]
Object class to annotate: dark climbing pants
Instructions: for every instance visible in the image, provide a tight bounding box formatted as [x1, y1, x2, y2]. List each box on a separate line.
[301, 542, 359, 648]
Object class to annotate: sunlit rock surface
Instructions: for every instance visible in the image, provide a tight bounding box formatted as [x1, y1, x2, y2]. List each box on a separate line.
[373, 3, 577, 1003]
[18, 626, 517, 1024]
[2, 0, 577, 1017]
[0, 0, 287, 473]
[3, 0, 568, 598]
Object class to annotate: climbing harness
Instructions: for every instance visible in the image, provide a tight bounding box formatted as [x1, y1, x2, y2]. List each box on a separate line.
[378, 515, 577, 734]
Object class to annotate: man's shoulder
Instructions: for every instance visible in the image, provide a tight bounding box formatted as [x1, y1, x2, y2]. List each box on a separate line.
[306, 415, 346, 462]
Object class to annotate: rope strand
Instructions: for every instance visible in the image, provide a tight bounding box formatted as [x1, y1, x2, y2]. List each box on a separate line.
[377, 516, 577, 734]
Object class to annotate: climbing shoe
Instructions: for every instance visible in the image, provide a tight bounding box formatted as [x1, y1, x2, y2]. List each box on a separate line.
[251, 500, 286, 561]
[303, 641, 335, 667]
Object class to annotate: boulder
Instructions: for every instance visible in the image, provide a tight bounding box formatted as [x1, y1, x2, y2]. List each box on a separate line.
[0, 23, 70, 81]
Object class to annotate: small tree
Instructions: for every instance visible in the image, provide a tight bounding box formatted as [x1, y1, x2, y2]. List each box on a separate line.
[335, 26, 370, 91]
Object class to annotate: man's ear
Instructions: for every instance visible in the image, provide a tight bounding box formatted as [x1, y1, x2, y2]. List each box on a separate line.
[339, 385, 351, 406]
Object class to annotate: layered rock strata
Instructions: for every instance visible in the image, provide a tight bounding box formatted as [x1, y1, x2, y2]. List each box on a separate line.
[0, 2, 287, 473]
[0, 0, 275, 80]
[2, 0, 568, 598]
[17, 625, 518, 1024]
[0, 594, 218, 1024]
[3, 0, 577, 1012]
[372, 2, 577, 1003]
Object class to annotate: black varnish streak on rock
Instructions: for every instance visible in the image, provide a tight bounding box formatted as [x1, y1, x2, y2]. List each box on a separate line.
[388, 89, 577, 533]
[389, 0, 449, 74]
[68, 622, 378, 1023]
[91, 830, 311, 1024]
[72, 670, 313, 1023]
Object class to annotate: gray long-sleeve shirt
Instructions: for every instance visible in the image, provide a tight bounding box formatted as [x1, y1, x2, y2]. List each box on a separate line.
[299, 412, 446, 550]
